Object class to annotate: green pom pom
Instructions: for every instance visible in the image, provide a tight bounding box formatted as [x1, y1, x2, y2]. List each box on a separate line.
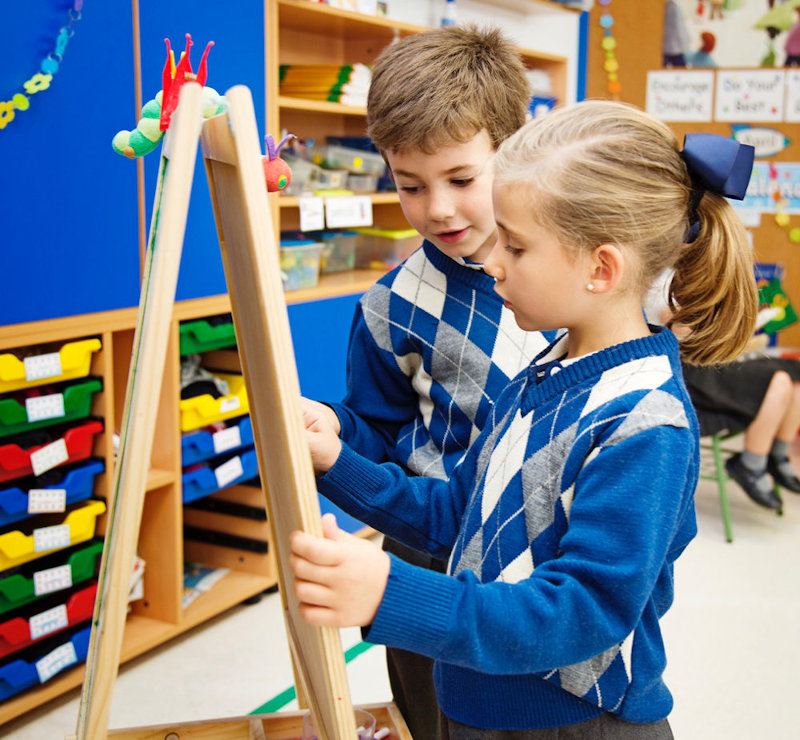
[138, 116, 162, 143]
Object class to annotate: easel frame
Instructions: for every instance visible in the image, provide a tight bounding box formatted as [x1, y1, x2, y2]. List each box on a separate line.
[73, 83, 403, 739]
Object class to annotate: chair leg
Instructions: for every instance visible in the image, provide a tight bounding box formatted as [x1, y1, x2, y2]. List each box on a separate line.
[711, 434, 734, 542]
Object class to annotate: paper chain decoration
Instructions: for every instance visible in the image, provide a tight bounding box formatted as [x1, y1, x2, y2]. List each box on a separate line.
[0, 1, 84, 131]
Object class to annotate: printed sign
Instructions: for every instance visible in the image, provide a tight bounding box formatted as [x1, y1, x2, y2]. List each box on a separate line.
[646, 70, 714, 121]
[715, 70, 785, 122]
[786, 70, 800, 124]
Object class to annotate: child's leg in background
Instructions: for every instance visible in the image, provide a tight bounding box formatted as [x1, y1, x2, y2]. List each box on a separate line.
[382, 537, 448, 740]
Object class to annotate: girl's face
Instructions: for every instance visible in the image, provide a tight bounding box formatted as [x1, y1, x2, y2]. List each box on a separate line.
[386, 130, 498, 263]
[485, 183, 592, 333]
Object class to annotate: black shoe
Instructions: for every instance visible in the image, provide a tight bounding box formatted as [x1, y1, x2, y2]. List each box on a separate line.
[725, 453, 782, 510]
[766, 456, 800, 493]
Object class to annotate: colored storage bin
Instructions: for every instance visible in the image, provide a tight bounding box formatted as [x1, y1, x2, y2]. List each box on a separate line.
[354, 228, 422, 268]
[0, 580, 97, 659]
[181, 416, 254, 467]
[179, 315, 236, 356]
[281, 153, 324, 196]
[179, 373, 249, 432]
[0, 419, 104, 485]
[181, 447, 259, 504]
[0, 622, 91, 702]
[0, 499, 106, 571]
[0, 539, 103, 616]
[319, 231, 358, 273]
[0, 339, 101, 395]
[0, 459, 104, 529]
[0, 377, 103, 439]
[279, 240, 324, 291]
[311, 143, 386, 177]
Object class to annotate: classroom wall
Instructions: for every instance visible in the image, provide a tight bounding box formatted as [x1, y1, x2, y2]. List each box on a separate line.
[586, 0, 800, 346]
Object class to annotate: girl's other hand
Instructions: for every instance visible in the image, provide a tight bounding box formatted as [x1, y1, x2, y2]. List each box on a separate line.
[290, 513, 390, 628]
[301, 398, 342, 473]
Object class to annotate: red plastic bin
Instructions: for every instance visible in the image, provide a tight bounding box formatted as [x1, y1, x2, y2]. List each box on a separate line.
[0, 420, 103, 485]
[0, 581, 97, 659]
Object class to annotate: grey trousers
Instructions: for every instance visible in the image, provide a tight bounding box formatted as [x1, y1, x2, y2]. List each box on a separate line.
[441, 713, 674, 740]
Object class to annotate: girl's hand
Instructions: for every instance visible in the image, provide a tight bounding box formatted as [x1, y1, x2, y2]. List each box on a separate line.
[290, 513, 390, 628]
[301, 398, 342, 473]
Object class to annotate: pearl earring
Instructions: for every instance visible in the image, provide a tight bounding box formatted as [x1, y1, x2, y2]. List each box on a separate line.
[587, 283, 595, 292]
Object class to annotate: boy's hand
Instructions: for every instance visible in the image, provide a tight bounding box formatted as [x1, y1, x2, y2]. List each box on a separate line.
[290, 513, 390, 628]
[301, 398, 342, 473]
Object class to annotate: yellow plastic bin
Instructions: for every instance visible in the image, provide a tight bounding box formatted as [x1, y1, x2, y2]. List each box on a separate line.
[179, 373, 250, 432]
[354, 228, 423, 268]
[0, 339, 101, 394]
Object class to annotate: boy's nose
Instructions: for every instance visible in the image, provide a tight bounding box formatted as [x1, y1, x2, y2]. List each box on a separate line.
[426, 190, 455, 221]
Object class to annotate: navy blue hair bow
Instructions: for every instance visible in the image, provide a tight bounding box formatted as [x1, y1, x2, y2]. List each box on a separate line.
[681, 133, 755, 242]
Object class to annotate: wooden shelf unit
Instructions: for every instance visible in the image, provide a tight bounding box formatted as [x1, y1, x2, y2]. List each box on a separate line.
[0, 304, 277, 725]
[266, 0, 569, 264]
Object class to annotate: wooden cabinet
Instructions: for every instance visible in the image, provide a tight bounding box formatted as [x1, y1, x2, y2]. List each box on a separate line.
[265, 0, 571, 303]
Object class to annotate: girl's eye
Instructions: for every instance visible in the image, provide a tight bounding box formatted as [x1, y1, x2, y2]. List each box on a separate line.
[504, 244, 523, 257]
[451, 178, 474, 187]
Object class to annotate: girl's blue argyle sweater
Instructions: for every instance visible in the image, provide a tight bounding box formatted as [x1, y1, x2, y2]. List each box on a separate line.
[327, 239, 551, 477]
[317, 328, 699, 730]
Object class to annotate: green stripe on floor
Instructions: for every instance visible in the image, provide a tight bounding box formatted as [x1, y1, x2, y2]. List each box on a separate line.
[250, 640, 377, 715]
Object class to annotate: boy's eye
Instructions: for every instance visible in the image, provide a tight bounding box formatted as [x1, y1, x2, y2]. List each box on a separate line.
[398, 184, 422, 193]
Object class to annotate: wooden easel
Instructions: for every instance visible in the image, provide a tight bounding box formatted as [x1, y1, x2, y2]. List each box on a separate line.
[73, 82, 373, 739]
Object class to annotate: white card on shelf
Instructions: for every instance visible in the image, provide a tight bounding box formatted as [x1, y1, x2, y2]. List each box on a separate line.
[212, 425, 242, 454]
[219, 396, 241, 414]
[23, 352, 62, 382]
[34, 564, 73, 596]
[298, 196, 325, 232]
[34, 523, 71, 553]
[30, 603, 69, 640]
[324, 195, 373, 228]
[28, 488, 67, 514]
[35, 641, 77, 684]
[30, 438, 69, 477]
[26, 393, 65, 422]
[214, 455, 244, 489]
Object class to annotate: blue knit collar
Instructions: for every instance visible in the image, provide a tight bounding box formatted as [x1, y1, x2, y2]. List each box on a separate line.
[421, 240, 499, 295]
[521, 326, 680, 414]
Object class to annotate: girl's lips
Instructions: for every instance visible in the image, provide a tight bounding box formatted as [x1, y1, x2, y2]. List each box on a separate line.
[436, 227, 469, 244]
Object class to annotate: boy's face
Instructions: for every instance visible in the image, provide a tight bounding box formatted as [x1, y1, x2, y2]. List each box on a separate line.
[485, 183, 591, 333]
[386, 130, 497, 263]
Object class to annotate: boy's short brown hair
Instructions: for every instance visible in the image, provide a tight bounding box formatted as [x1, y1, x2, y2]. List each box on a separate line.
[366, 25, 530, 154]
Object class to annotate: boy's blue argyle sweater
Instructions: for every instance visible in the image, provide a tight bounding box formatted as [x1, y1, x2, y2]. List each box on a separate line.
[327, 239, 551, 478]
[318, 328, 699, 730]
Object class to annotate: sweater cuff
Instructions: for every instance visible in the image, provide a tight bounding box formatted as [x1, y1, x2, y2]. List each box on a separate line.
[365, 553, 458, 659]
[319, 443, 389, 504]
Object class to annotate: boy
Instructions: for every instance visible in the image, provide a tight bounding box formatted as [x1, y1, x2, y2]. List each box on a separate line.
[304, 25, 552, 739]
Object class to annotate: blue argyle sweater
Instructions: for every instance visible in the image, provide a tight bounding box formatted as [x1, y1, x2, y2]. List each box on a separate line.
[327, 239, 552, 478]
[318, 328, 699, 729]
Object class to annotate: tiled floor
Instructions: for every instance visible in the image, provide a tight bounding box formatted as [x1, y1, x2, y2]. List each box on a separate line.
[4, 462, 800, 739]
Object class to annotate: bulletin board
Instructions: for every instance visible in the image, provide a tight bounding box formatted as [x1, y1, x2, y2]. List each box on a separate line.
[587, 0, 800, 347]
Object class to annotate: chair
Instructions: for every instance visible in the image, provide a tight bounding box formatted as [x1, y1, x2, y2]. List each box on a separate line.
[699, 429, 783, 543]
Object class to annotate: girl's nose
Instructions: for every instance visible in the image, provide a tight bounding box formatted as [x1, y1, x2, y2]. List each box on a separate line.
[483, 242, 504, 280]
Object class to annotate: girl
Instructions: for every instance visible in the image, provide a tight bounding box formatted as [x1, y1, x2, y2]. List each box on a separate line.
[291, 100, 756, 738]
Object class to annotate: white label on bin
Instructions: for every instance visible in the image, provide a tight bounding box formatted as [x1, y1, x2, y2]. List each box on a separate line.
[34, 523, 71, 553]
[219, 396, 241, 414]
[28, 488, 67, 514]
[31, 438, 69, 476]
[214, 455, 244, 489]
[34, 564, 73, 596]
[324, 195, 373, 228]
[35, 641, 77, 683]
[24, 352, 62, 381]
[299, 196, 325, 232]
[213, 425, 242, 454]
[30, 603, 69, 640]
[26, 393, 65, 422]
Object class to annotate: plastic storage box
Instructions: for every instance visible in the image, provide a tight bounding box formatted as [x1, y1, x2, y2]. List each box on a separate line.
[179, 373, 250, 432]
[0, 339, 101, 395]
[280, 153, 324, 196]
[279, 239, 324, 291]
[310, 144, 386, 177]
[319, 231, 358, 273]
[354, 228, 423, 268]
[179, 315, 236, 355]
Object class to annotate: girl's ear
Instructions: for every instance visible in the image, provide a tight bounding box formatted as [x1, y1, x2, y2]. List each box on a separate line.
[587, 243, 625, 294]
